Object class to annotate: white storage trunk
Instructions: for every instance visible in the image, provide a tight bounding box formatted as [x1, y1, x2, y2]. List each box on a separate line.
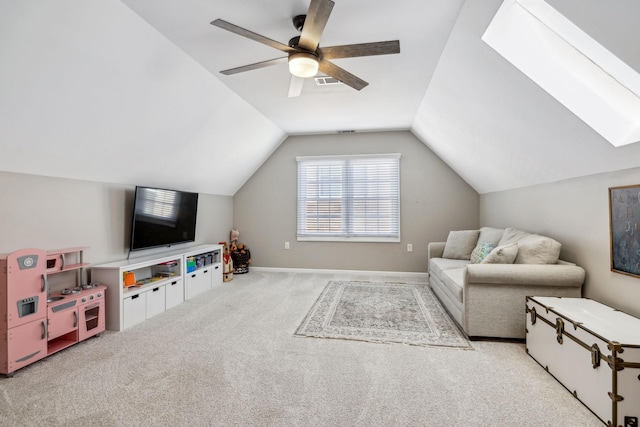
[526, 296, 640, 427]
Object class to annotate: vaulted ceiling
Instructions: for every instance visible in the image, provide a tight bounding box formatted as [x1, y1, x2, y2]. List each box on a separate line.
[1, 0, 639, 196]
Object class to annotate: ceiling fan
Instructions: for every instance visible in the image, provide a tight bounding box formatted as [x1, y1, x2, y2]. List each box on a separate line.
[210, 0, 400, 97]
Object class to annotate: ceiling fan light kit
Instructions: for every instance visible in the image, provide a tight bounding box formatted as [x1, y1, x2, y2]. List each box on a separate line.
[211, 0, 400, 96]
[288, 52, 319, 78]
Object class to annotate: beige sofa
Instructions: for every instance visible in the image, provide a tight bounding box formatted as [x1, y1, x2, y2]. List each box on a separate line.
[428, 227, 585, 340]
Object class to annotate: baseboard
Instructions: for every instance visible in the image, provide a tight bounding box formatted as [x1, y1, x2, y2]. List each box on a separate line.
[469, 336, 525, 344]
[250, 266, 429, 278]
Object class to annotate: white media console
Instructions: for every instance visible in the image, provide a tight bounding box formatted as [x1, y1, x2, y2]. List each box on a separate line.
[91, 244, 222, 331]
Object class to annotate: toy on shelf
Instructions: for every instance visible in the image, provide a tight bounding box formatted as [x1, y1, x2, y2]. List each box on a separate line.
[220, 241, 234, 282]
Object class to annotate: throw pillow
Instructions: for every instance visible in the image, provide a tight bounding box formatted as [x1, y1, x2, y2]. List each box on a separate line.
[481, 243, 518, 264]
[477, 227, 505, 247]
[470, 242, 496, 264]
[442, 230, 480, 260]
[514, 234, 561, 264]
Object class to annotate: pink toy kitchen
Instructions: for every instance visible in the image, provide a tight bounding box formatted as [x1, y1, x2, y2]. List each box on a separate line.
[1, 247, 105, 377]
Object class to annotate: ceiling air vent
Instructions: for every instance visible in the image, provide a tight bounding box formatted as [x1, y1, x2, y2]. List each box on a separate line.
[315, 76, 342, 86]
[337, 130, 356, 134]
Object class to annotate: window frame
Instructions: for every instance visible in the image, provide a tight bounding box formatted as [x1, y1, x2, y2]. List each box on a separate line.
[296, 153, 401, 243]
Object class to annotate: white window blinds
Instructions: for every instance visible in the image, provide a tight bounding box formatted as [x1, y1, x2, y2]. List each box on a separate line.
[297, 154, 401, 242]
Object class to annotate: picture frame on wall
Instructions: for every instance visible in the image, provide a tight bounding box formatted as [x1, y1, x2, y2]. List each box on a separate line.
[609, 184, 640, 278]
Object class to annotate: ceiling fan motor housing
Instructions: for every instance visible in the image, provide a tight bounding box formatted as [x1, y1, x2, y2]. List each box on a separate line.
[293, 15, 306, 32]
[289, 36, 301, 48]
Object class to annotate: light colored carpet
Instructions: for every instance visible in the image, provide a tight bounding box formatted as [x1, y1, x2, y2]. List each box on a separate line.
[0, 271, 602, 426]
[295, 281, 472, 349]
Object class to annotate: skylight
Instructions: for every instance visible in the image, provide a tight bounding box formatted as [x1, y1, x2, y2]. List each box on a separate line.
[482, 0, 640, 147]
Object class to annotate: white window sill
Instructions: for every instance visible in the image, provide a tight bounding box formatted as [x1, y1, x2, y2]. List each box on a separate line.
[297, 236, 400, 243]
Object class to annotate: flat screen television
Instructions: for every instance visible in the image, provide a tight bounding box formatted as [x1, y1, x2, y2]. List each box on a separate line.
[129, 186, 199, 251]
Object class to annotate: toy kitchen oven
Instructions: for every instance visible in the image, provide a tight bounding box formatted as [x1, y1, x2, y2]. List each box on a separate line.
[1, 247, 106, 377]
[48, 283, 106, 344]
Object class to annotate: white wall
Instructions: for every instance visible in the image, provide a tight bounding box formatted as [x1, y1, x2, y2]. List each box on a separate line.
[480, 166, 640, 317]
[233, 131, 479, 272]
[0, 171, 233, 282]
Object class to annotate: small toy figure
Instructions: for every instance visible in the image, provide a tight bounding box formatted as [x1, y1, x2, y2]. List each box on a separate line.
[230, 228, 240, 247]
[219, 241, 234, 282]
[222, 243, 234, 282]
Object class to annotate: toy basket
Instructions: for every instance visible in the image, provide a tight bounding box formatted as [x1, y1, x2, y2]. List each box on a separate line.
[231, 250, 251, 274]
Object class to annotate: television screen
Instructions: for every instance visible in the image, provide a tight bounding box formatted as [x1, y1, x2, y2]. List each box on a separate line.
[130, 186, 198, 251]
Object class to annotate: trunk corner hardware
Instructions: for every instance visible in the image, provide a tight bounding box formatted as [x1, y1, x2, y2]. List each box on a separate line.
[591, 343, 601, 369]
[555, 318, 564, 344]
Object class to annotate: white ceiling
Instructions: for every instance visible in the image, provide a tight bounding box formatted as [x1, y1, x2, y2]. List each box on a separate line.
[1, 0, 640, 196]
[413, 0, 640, 193]
[120, 0, 465, 134]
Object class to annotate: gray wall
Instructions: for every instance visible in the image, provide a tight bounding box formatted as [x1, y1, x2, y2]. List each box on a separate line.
[233, 131, 479, 272]
[0, 171, 233, 285]
[480, 167, 640, 318]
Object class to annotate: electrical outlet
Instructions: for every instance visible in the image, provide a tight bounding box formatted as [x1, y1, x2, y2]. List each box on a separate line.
[407, 244, 413, 252]
[625, 416, 638, 427]
[284, 241, 290, 250]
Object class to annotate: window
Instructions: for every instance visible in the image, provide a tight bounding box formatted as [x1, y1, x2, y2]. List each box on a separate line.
[297, 154, 400, 242]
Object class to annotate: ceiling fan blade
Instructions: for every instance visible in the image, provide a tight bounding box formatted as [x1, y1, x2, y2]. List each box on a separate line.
[298, 0, 334, 52]
[211, 19, 296, 53]
[288, 76, 305, 98]
[319, 60, 368, 91]
[320, 40, 400, 60]
[220, 57, 287, 75]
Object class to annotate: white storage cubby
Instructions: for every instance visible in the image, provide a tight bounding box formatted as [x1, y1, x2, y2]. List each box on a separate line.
[184, 247, 223, 300]
[185, 268, 211, 300]
[145, 286, 165, 318]
[123, 293, 146, 329]
[164, 279, 184, 310]
[91, 244, 222, 331]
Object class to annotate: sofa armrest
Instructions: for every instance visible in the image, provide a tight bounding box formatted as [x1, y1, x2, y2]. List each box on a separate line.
[428, 242, 446, 260]
[465, 263, 585, 288]
[427, 242, 446, 273]
[462, 263, 585, 339]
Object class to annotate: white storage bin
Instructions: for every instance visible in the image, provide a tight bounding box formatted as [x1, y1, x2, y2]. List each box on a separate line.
[185, 268, 212, 300]
[165, 279, 184, 310]
[146, 286, 165, 319]
[123, 293, 147, 329]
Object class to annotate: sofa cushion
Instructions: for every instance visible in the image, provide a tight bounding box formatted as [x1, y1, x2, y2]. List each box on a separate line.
[442, 230, 480, 260]
[470, 241, 495, 264]
[482, 243, 518, 264]
[498, 227, 531, 245]
[430, 257, 471, 272]
[441, 268, 464, 302]
[514, 234, 561, 264]
[477, 227, 505, 247]
[429, 258, 470, 305]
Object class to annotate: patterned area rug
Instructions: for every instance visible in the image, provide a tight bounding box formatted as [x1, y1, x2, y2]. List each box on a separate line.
[295, 281, 472, 349]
